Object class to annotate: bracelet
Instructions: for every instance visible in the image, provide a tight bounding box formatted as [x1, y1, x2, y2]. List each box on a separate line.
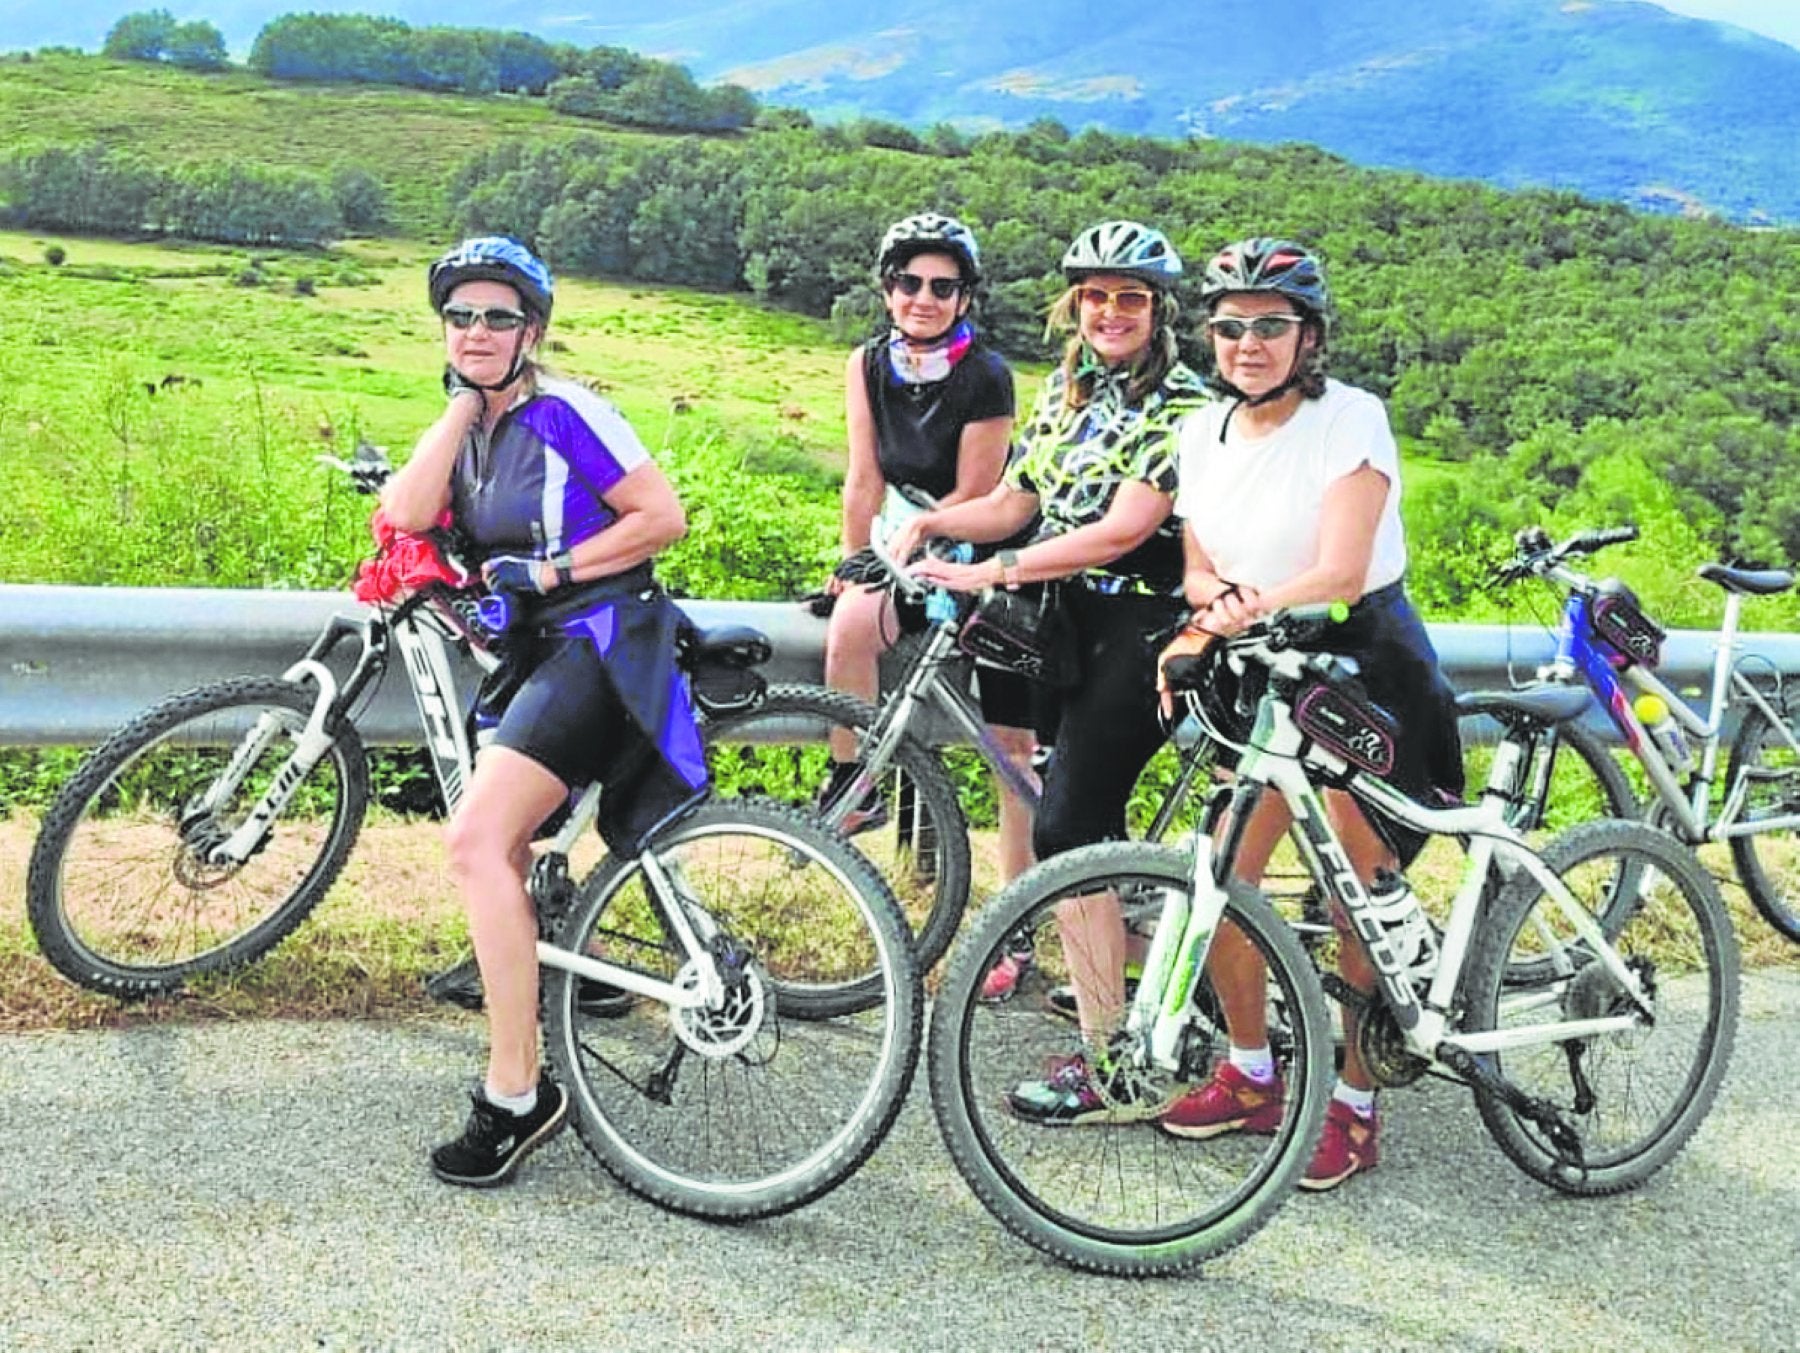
[551, 550, 575, 588]
[996, 549, 1021, 591]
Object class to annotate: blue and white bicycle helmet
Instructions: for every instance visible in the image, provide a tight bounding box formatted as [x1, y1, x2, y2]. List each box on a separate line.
[1060, 220, 1183, 289]
[428, 235, 555, 323]
[877, 212, 982, 283]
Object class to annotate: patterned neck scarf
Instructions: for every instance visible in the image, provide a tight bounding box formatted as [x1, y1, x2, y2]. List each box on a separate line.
[887, 319, 975, 386]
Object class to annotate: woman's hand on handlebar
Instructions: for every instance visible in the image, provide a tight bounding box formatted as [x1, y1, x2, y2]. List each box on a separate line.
[907, 551, 994, 594]
[1192, 581, 1266, 636]
[882, 513, 934, 570]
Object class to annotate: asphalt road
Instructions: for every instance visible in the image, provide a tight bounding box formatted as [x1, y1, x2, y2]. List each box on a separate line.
[2, 973, 1794, 1351]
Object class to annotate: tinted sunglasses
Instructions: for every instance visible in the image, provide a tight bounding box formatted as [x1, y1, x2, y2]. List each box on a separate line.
[886, 272, 965, 300]
[442, 303, 529, 332]
[1208, 314, 1305, 341]
[1076, 285, 1156, 315]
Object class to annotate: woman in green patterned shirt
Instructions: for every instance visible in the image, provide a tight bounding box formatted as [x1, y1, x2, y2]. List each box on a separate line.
[895, 221, 1209, 1057]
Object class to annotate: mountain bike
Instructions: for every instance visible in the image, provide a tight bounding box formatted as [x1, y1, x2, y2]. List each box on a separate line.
[700, 527, 1229, 974]
[928, 603, 1739, 1275]
[25, 447, 923, 1219]
[1460, 524, 1800, 942]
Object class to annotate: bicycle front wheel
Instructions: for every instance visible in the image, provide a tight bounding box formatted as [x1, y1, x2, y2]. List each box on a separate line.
[1726, 687, 1800, 942]
[25, 677, 369, 997]
[928, 842, 1332, 1276]
[701, 682, 972, 972]
[542, 798, 922, 1221]
[1465, 820, 1739, 1195]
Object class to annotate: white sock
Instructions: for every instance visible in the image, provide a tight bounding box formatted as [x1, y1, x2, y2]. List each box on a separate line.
[485, 1081, 538, 1116]
[1229, 1045, 1277, 1084]
[1333, 1081, 1376, 1119]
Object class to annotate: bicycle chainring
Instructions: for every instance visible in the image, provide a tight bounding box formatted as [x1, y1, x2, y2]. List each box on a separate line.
[1356, 1003, 1430, 1088]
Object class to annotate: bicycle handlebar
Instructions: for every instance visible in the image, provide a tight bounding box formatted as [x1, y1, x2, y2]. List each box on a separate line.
[317, 441, 395, 496]
[1496, 523, 1638, 585]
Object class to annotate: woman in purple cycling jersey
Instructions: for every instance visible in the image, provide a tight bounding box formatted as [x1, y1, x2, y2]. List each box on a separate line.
[383, 236, 706, 1189]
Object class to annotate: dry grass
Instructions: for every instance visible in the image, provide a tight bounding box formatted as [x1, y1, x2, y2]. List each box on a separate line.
[3, 813, 1795, 1033]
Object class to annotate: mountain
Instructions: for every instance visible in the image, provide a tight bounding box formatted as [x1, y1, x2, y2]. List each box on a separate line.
[5, 0, 1798, 222]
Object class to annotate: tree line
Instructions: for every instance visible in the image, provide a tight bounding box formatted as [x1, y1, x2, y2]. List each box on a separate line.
[99, 9, 761, 135]
[0, 142, 383, 245]
[445, 126, 1800, 576]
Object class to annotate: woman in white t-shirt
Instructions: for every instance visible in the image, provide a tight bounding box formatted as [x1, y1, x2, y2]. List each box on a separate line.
[1156, 238, 1461, 1190]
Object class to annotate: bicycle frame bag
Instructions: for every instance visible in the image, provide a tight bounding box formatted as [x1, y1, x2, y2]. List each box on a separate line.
[957, 581, 1075, 687]
[1589, 577, 1665, 669]
[1292, 664, 1400, 780]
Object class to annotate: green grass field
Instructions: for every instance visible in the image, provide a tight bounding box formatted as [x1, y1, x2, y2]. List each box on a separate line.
[0, 51, 647, 238]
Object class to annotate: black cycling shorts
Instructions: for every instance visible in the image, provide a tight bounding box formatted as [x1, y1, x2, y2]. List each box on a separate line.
[477, 634, 631, 790]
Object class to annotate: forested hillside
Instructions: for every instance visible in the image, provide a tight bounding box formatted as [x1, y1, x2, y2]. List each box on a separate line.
[0, 46, 1797, 618]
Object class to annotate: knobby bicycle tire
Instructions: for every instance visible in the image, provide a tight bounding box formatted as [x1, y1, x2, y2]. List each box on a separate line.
[1725, 687, 1800, 942]
[928, 841, 1332, 1276]
[1464, 819, 1738, 1195]
[1457, 697, 1636, 840]
[701, 682, 972, 973]
[26, 677, 368, 997]
[541, 798, 922, 1220]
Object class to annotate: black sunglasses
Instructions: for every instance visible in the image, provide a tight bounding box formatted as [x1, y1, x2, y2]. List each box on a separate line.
[886, 272, 965, 301]
[442, 303, 530, 332]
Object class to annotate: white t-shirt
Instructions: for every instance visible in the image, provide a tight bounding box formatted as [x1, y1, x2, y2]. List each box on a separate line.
[1173, 379, 1407, 594]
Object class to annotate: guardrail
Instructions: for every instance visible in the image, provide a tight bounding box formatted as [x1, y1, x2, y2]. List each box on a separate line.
[5, 583, 1798, 747]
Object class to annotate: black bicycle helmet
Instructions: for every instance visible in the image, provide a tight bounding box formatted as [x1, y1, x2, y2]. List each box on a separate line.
[1200, 237, 1330, 322]
[428, 235, 555, 323]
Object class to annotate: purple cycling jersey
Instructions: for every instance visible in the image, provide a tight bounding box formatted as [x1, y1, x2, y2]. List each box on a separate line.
[450, 374, 651, 560]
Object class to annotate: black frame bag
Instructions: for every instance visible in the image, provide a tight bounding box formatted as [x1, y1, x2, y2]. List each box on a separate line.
[957, 582, 1076, 687]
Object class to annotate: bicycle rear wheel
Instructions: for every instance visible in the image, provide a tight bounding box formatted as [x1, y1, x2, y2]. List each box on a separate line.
[700, 682, 971, 972]
[929, 842, 1331, 1276]
[542, 798, 921, 1220]
[25, 678, 367, 998]
[1464, 820, 1738, 1195]
[1726, 687, 1800, 942]
[1457, 697, 1636, 841]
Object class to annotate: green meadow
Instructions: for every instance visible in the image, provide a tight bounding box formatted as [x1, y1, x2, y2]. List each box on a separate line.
[0, 228, 851, 594]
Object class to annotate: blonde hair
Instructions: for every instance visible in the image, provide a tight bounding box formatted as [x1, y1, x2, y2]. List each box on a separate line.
[1045, 283, 1182, 411]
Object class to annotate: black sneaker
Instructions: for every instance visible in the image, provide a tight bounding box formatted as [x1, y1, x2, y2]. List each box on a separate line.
[424, 955, 484, 1011]
[430, 1073, 570, 1188]
[427, 957, 631, 1019]
[1045, 975, 1140, 1023]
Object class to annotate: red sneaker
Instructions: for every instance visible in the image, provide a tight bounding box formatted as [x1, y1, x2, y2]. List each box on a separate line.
[1300, 1100, 1380, 1191]
[1159, 1062, 1285, 1139]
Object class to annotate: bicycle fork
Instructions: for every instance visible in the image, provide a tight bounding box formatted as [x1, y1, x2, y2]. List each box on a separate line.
[191, 659, 344, 867]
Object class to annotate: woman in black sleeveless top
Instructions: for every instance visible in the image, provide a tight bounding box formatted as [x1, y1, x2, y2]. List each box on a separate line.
[824, 213, 1035, 886]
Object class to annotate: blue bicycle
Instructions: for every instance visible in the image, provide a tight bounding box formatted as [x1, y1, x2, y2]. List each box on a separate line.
[1460, 524, 1800, 942]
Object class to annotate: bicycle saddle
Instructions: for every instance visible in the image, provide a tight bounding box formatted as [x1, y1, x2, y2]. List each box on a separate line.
[1697, 562, 1794, 596]
[1457, 684, 1593, 726]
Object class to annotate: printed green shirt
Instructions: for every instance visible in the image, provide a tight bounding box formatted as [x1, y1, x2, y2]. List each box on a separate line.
[1007, 355, 1210, 595]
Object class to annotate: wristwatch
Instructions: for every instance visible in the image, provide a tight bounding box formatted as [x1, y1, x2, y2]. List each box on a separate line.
[551, 550, 576, 588]
[996, 549, 1021, 590]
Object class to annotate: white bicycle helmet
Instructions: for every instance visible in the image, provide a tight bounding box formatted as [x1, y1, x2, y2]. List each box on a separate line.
[1061, 220, 1183, 288]
[877, 213, 982, 283]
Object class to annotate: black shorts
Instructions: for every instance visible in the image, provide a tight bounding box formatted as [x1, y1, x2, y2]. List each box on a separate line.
[973, 663, 1038, 732]
[475, 634, 631, 790]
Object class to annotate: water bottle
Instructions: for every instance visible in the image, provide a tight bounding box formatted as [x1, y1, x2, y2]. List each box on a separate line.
[923, 542, 973, 625]
[1364, 868, 1438, 986]
[1633, 694, 1693, 775]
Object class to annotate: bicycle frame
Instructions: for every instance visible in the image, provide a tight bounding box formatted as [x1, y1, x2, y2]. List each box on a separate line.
[1544, 578, 1800, 844]
[1127, 634, 1653, 1077]
[196, 583, 732, 1009]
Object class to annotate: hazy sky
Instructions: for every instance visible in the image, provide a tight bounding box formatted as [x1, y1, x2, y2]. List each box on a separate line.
[1643, 0, 1800, 49]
